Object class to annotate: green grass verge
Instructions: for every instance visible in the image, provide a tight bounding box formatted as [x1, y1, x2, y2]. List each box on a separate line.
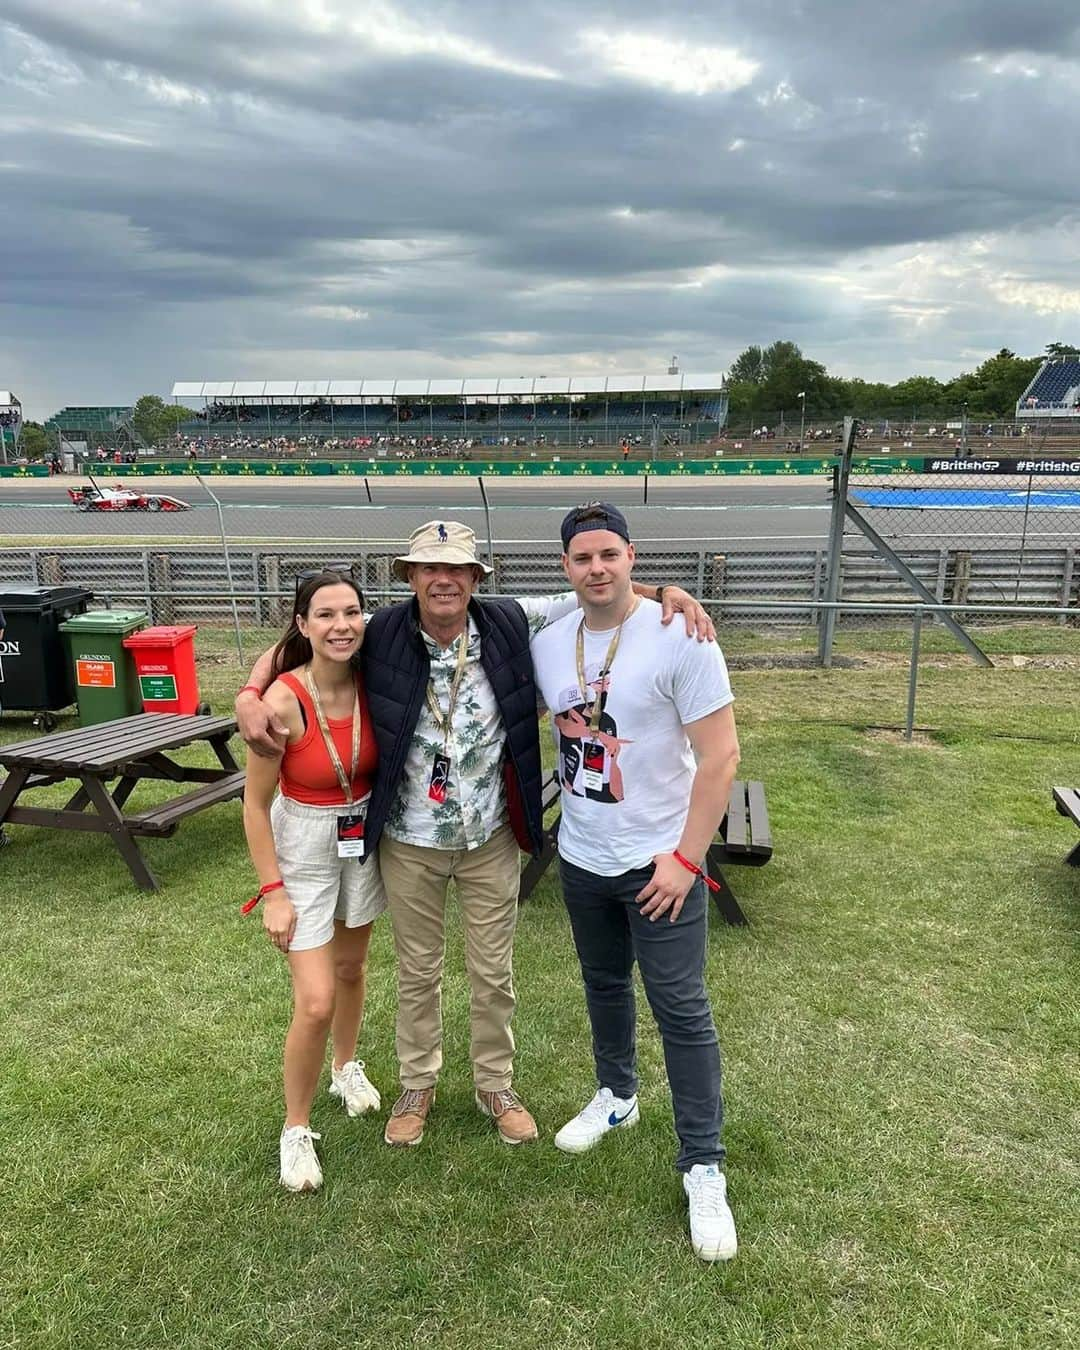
[1, 635, 1077, 1349]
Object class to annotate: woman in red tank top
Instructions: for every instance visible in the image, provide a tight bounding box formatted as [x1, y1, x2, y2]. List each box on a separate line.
[243, 571, 387, 1193]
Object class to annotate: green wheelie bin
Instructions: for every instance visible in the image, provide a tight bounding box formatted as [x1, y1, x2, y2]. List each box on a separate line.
[59, 609, 148, 725]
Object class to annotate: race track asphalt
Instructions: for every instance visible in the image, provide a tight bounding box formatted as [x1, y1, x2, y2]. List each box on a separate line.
[1, 474, 1074, 550]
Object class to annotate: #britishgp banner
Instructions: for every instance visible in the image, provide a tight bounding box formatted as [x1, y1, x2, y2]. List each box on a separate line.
[924, 457, 1080, 475]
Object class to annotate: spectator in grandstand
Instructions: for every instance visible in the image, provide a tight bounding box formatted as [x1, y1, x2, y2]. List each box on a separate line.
[235, 523, 715, 1152]
[241, 570, 387, 1193]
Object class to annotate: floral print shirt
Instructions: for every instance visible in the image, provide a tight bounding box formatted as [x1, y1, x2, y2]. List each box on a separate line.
[384, 594, 579, 850]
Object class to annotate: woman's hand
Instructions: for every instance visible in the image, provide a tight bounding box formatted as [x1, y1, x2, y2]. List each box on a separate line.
[262, 892, 297, 953]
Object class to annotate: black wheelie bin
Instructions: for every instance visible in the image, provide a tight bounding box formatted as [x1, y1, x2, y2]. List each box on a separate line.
[0, 585, 92, 730]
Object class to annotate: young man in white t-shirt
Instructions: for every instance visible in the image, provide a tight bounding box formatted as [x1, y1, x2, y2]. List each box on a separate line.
[530, 502, 742, 1262]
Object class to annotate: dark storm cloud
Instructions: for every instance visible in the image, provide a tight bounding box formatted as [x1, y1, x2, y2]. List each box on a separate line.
[1, 1, 1078, 414]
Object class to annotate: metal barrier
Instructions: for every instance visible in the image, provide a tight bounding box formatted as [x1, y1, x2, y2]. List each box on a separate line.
[3, 543, 1077, 633]
[2, 460, 1076, 676]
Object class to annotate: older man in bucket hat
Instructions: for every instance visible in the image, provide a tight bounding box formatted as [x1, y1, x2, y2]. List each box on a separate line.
[237, 517, 714, 1149]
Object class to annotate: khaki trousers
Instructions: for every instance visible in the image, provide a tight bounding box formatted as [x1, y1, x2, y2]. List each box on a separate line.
[379, 823, 521, 1092]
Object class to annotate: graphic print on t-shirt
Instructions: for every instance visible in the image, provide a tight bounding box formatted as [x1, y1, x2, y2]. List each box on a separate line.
[553, 668, 634, 803]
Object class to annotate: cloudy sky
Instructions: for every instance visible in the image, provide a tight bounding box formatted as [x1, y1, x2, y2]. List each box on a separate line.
[2, 1, 1079, 417]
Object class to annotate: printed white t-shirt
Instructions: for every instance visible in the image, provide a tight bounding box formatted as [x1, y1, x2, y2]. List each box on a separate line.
[530, 599, 735, 876]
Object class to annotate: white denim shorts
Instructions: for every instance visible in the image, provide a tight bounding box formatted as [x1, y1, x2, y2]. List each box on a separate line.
[270, 794, 387, 952]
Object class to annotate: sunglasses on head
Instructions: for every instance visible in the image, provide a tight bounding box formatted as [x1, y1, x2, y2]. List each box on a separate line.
[294, 562, 365, 606]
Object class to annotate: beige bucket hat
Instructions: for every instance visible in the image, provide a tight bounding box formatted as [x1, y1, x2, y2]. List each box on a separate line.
[391, 519, 493, 583]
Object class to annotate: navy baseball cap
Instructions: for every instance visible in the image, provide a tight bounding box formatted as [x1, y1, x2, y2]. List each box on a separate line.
[560, 501, 632, 550]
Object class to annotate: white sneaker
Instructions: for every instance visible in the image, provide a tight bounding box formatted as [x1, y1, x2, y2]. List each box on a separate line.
[329, 1060, 381, 1116]
[279, 1125, 323, 1192]
[683, 1164, 737, 1261]
[554, 1087, 639, 1154]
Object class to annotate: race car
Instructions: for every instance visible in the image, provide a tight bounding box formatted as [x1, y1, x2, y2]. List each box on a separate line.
[68, 480, 190, 512]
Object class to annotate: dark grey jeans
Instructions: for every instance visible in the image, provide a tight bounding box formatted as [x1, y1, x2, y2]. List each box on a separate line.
[559, 857, 725, 1173]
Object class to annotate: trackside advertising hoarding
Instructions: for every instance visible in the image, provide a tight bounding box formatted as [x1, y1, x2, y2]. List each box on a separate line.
[2, 456, 1078, 478]
[3, 456, 904, 477]
[923, 457, 1080, 474]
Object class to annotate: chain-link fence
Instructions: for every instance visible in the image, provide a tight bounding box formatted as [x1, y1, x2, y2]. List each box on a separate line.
[1, 467, 1077, 661]
[0, 475, 830, 630]
[3, 464, 1079, 745]
[844, 460, 1079, 623]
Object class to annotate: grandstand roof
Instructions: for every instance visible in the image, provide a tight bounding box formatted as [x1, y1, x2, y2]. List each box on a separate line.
[170, 372, 727, 400]
[0, 391, 21, 409]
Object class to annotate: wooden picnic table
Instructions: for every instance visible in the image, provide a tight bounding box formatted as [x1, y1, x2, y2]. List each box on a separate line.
[0, 713, 245, 891]
[519, 771, 773, 925]
[1052, 787, 1080, 866]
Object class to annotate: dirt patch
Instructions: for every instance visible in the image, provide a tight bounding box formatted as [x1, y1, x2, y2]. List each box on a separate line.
[863, 727, 943, 748]
[728, 653, 866, 670]
[733, 650, 1080, 672]
[1004, 654, 1080, 670]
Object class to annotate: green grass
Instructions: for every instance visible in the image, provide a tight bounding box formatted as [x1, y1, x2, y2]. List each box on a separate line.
[1, 633, 1078, 1349]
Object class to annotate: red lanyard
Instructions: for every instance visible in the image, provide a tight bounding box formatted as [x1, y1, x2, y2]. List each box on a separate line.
[305, 666, 362, 805]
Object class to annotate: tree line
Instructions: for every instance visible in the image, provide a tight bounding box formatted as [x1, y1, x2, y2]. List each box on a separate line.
[16, 396, 188, 460]
[725, 341, 1079, 425]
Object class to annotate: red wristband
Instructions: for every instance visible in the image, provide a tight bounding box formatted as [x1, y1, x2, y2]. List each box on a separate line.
[241, 879, 285, 914]
[672, 850, 721, 894]
[237, 684, 262, 698]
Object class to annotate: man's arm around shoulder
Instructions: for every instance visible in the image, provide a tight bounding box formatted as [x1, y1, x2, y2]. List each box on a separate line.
[235, 646, 290, 758]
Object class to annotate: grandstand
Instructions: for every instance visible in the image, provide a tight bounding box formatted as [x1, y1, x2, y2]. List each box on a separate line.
[169, 372, 729, 447]
[1016, 356, 1080, 418]
[44, 405, 143, 453]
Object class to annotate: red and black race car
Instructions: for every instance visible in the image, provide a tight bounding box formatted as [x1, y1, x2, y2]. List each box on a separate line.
[67, 480, 190, 512]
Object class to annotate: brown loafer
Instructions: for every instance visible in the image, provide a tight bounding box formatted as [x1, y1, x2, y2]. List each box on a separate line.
[384, 1087, 435, 1146]
[475, 1088, 539, 1145]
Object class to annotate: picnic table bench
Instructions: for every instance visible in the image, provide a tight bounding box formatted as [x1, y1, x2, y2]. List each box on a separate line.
[0, 713, 244, 891]
[1052, 787, 1080, 866]
[519, 771, 772, 925]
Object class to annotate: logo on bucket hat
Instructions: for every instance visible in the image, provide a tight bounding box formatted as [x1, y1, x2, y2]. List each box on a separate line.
[392, 520, 493, 583]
